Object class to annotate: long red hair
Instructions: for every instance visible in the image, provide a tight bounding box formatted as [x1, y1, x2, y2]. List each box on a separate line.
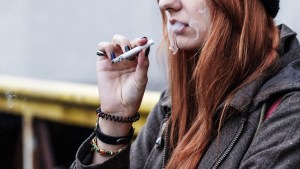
[159, 0, 280, 168]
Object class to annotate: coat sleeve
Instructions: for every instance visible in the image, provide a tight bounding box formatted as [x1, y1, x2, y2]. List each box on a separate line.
[129, 94, 166, 168]
[240, 91, 300, 169]
[70, 91, 166, 169]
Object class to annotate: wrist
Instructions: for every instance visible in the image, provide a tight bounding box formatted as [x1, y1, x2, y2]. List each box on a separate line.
[100, 103, 141, 116]
[94, 107, 139, 145]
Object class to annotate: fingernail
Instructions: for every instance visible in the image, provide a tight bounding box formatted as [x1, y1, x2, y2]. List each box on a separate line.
[125, 45, 130, 52]
[145, 47, 150, 57]
[97, 50, 106, 56]
[110, 52, 116, 60]
[124, 46, 135, 61]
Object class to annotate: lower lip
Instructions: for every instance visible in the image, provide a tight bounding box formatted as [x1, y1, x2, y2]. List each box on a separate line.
[172, 26, 187, 34]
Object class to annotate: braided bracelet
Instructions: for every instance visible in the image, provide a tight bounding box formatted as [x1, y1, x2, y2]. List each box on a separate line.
[91, 137, 127, 156]
[96, 108, 140, 123]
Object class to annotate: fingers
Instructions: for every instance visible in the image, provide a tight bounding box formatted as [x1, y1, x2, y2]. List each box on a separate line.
[96, 35, 151, 88]
[97, 42, 116, 61]
[97, 35, 150, 63]
[112, 35, 138, 61]
[134, 46, 150, 86]
[111, 35, 149, 62]
[130, 37, 148, 48]
[112, 34, 132, 54]
[133, 37, 150, 87]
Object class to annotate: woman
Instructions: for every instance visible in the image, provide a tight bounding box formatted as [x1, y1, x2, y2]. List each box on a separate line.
[72, 0, 300, 168]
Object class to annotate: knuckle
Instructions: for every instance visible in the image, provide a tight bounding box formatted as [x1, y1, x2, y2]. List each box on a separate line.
[113, 34, 130, 45]
[98, 42, 113, 50]
[113, 34, 126, 41]
[132, 38, 139, 44]
[98, 42, 107, 48]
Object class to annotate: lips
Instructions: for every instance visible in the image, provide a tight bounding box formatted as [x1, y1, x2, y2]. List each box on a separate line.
[168, 19, 188, 34]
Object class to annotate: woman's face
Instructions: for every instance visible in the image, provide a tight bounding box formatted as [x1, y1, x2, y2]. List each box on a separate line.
[159, 0, 212, 53]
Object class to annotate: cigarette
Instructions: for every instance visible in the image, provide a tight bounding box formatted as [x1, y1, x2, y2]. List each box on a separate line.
[112, 39, 154, 63]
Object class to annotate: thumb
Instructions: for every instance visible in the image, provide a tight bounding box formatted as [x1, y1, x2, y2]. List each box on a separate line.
[134, 47, 150, 88]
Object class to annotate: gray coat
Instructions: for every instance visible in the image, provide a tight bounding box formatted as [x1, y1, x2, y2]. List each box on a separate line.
[71, 24, 300, 169]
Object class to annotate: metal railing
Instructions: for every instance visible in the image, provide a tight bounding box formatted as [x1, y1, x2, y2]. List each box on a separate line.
[0, 75, 160, 169]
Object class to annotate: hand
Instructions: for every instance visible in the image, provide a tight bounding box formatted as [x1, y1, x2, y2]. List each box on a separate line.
[96, 35, 150, 117]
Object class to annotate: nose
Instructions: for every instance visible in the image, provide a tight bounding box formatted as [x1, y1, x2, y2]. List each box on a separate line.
[158, 0, 182, 12]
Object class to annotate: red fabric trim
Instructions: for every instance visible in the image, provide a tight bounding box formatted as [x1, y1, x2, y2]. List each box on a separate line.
[263, 97, 282, 121]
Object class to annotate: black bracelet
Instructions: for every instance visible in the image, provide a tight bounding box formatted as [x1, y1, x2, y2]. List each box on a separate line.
[96, 108, 140, 123]
[94, 121, 134, 145]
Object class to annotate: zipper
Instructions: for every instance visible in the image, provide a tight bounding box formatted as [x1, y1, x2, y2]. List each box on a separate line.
[155, 121, 167, 149]
[211, 118, 246, 169]
[162, 112, 170, 169]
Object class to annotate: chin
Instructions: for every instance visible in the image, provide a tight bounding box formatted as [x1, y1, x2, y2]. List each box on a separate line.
[177, 40, 203, 51]
[175, 34, 203, 50]
[175, 31, 207, 51]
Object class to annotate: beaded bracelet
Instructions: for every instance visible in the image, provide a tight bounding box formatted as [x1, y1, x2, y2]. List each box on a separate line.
[91, 137, 127, 156]
[96, 107, 140, 123]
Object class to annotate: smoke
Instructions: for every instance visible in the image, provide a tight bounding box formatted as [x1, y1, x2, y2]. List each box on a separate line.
[166, 12, 179, 55]
[165, 3, 211, 55]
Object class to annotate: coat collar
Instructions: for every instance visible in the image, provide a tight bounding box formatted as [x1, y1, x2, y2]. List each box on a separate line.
[216, 24, 300, 115]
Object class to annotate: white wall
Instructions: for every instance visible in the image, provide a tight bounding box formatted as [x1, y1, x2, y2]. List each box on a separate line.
[276, 0, 300, 33]
[0, 0, 299, 91]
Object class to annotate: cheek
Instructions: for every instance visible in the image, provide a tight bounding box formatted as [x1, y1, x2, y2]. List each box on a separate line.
[186, 2, 211, 44]
[176, 4, 211, 50]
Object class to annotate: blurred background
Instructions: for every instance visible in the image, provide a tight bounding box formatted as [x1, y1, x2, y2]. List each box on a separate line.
[0, 0, 167, 91]
[0, 0, 299, 168]
[0, 0, 299, 90]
